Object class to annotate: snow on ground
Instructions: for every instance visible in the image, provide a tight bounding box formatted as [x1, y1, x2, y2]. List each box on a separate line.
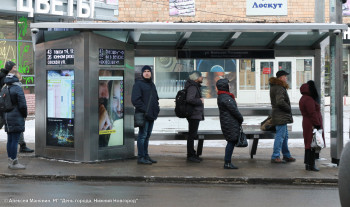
[0, 106, 349, 148]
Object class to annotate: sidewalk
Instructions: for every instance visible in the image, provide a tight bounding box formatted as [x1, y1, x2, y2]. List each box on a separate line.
[0, 143, 338, 186]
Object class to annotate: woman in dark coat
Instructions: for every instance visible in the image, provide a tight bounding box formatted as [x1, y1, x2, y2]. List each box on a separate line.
[4, 71, 27, 170]
[216, 79, 243, 169]
[299, 80, 325, 171]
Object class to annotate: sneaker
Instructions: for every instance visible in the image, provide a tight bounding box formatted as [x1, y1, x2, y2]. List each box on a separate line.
[187, 156, 201, 163]
[145, 156, 157, 163]
[283, 157, 296, 162]
[271, 158, 287, 164]
[9, 159, 26, 170]
[137, 157, 152, 165]
[224, 163, 238, 169]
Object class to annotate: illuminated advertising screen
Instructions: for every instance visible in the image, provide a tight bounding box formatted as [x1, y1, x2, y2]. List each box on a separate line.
[46, 70, 74, 147]
[98, 70, 124, 147]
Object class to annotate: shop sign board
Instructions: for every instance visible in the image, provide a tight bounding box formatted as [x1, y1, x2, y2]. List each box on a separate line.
[262, 67, 271, 74]
[246, 0, 287, 16]
[17, 0, 96, 18]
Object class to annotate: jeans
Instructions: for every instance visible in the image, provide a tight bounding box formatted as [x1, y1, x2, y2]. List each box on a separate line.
[7, 132, 21, 159]
[224, 141, 235, 163]
[187, 119, 200, 157]
[271, 124, 291, 159]
[137, 120, 154, 159]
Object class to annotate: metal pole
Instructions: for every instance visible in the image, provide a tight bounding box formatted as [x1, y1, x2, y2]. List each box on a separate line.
[329, 0, 344, 165]
[315, 0, 325, 23]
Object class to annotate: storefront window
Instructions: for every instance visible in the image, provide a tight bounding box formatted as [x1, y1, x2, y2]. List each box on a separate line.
[196, 59, 236, 98]
[239, 59, 255, 90]
[17, 16, 32, 41]
[260, 61, 273, 90]
[278, 61, 292, 88]
[0, 16, 16, 40]
[0, 41, 17, 68]
[155, 57, 194, 99]
[296, 59, 313, 89]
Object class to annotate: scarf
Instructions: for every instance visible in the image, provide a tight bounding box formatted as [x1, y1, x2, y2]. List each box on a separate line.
[217, 90, 235, 100]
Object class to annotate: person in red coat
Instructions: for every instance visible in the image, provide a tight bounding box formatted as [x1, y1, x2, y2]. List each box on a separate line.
[299, 80, 325, 171]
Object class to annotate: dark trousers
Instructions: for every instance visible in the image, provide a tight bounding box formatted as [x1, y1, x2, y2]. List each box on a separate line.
[304, 149, 316, 167]
[224, 141, 235, 163]
[137, 120, 154, 159]
[7, 132, 21, 159]
[187, 119, 200, 157]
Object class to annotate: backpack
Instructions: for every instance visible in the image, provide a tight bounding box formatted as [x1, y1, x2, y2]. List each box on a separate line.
[174, 88, 194, 118]
[0, 85, 15, 113]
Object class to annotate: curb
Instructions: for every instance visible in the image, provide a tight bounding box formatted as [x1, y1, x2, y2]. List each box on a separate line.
[0, 174, 338, 186]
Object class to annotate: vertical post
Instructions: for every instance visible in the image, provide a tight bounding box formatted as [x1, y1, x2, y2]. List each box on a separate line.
[329, 0, 344, 165]
[315, 0, 325, 23]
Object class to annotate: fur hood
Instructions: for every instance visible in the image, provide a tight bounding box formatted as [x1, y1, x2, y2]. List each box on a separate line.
[269, 77, 289, 89]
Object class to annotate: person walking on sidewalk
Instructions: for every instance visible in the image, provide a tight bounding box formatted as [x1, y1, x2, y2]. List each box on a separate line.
[299, 80, 325, 171]
[185, 71, 204, 163]
[0, 61, 33, 153]
[4, 70, 27, 170]
[132, 65, 160, 165]
[269, 70, 296, 163]
[216, 79, 243, 169]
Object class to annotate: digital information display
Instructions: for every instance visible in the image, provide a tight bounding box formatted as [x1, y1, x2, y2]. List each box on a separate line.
[98, 70, 124, 147]
[46, 70, 75, 147]
[99, 49, 125, 65]
[46, 49, 74, 65]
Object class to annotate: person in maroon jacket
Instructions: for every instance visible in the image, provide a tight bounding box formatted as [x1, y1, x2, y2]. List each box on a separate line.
[299, 80, 325, 171]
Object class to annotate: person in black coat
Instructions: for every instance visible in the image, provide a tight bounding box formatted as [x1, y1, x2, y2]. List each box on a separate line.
[4, 71, 27, 170]
[185, 71, 204, 163]
[216, 79, 243, 169]
[131, 65, 160, 165]
[0, 61, 33, 153]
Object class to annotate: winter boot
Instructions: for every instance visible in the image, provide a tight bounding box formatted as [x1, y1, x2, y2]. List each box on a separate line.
[9, 158, 26, 170]
[19, 143, 34, 153]
[7, 158, 12, 168]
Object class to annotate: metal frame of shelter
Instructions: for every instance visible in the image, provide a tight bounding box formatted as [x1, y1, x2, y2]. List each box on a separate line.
[31, 22, 347, 163]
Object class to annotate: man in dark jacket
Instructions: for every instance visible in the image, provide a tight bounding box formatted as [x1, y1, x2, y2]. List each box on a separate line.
[0, 61, 33, 153]
[185, 71, 204, 163]
[131, 65, 160, 165]
[269, 70, 295, 163]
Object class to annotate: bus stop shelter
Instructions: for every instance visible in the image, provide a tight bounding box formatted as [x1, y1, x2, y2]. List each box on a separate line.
[30, 22, 347, 163]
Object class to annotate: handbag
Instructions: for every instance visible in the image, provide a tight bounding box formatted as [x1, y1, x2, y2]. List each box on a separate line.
[134, 85, 153, 128]
[235, 126, 248, 147]
[260, 115, 276, 131]
[311, 129, 325, 152]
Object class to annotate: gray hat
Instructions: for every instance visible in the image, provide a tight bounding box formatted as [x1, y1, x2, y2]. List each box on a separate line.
[189, 71, 202, 81]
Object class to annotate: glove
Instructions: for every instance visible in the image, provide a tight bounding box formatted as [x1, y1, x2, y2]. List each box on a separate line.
[314, 125, 321, 130]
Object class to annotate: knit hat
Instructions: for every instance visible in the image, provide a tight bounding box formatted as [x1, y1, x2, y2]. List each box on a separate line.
[189, 71, 202, 81]
[5, 61, 16, 71]
[141, 65, 152, 73]
[276, 70, 289, 78]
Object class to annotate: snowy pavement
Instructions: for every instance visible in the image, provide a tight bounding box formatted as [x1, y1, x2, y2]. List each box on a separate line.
[0, 106, 349, 148]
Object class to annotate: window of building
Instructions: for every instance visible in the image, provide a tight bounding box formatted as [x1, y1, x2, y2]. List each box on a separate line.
[239, 59, 255, 90]
[260, 61, 274, 90]
[296, 59, 313, 89]
[278, 61, 292, 88]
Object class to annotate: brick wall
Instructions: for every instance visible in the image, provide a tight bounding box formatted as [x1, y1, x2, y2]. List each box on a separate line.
[118, 0, 350, 23]
[25, 94, 35, 115]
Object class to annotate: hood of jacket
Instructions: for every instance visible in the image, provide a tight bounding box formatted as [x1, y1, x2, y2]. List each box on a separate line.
[269, 77, 289, 89]
[300, 83, 310, 95]
[185, 79, 201, 88]
[4, 74, 20, 85]
[216, 79, 229, 92]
